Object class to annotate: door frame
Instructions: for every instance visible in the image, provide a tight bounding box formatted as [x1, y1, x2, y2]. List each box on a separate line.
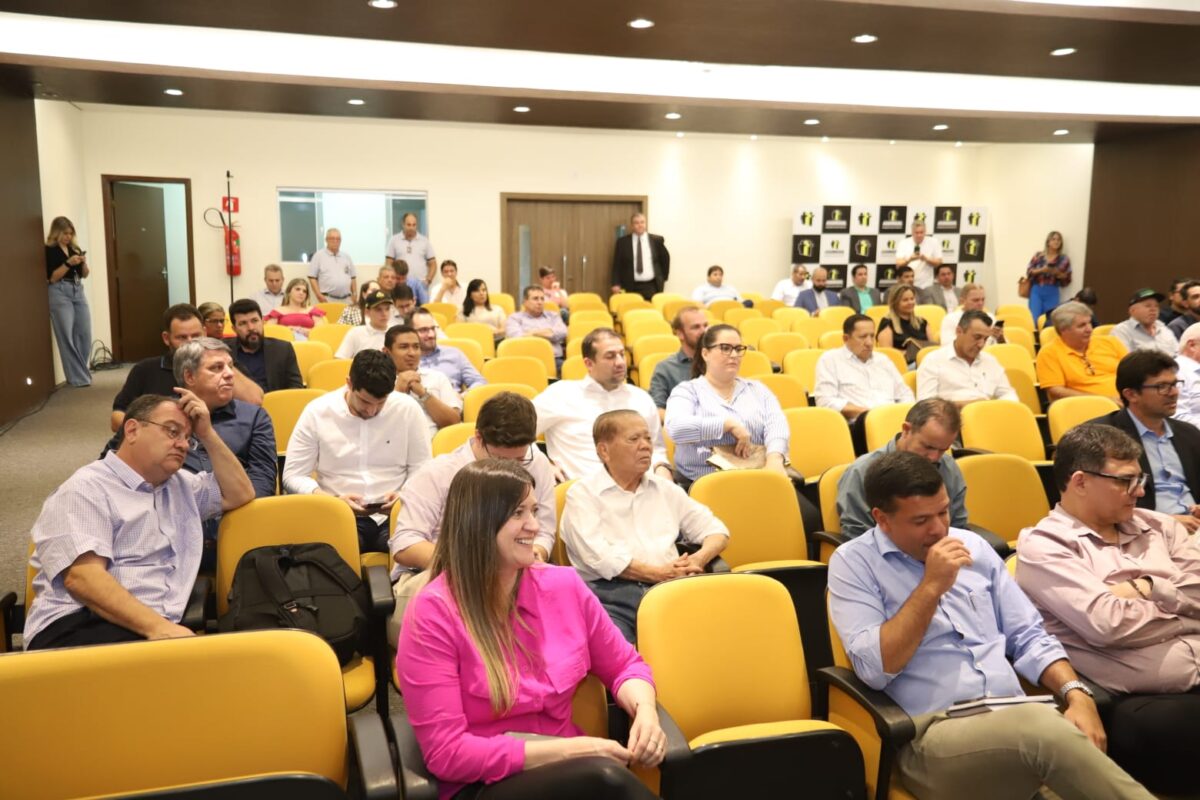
[101, 175, 196, 362]
[499, 193, 648, 295]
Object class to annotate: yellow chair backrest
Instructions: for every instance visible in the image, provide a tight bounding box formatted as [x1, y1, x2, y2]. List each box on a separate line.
[785, 407, 854, 480]
[958, 454, 1051, 548]
[440, 337, 486, 373]
[818, 306, 854, 329]
[491, 292, 516, 315]
[1001, 326, 1036, 359]
[463, 383, 538, 422]
[818, 330, 844, 350]
[652, 292, 687, 311]
[545, 301, 560, 314]
[1093, 323, 1116, 337]
[1040, 326, 1060, 349]
[567, 338, 583, 359]
[961, 400, 1046, 461]
[903, 370, 918, 395]
[791, 316, 837, 345]
[552, 479, 576, 567]
[739, 317, 783, 349]
[773, 307, 810, 326]
[915, 305, 946, 339]
[497, 337, 556, 378]
[0, 630, 348, 799]
[662, 299, 702, 323]
[291, 340, 334, 387]
[572, 309, 616, 327]
[482, 356, 549, 392]
[738, 350, 773, 378]
[620, 308, 661, 330]
[429, 311, 450, 329]
[611, 293, 651, 316]
[313, 301, 346, 321]
[263, 324, 296, 342]
[625, 318, 672, 347]
[637, 352, 673, 390]
[424, 301, 459, 321]
[865, 305, 888, 325]
[755, 298, 785, 316]
[445, 322, 496, 359]
[864, 401, 914, 451]
[690, 471, 807, 567]
[432, 421, 475, 457]
[571, 292, 606, 311]
[782, 349, 824, 394]
[561, 355, 588, 381]
[985, 343, 1036, 382]
[1047, 395, 1120, 443]
[308, 323, 353, 354]
[743, 291, 765, 304]
[914, 345, 939, 367]
[757, 374, 808, 411]
[567, 317, 609, 344]
[306, 359, 352, 392]
[758, 332, 810, 366]
[724, 307, 763, 328]
[876, 347, 908, 374]
[1006, 367, 1043, 416]
[262, 388, 325, 456]
[819, 463, 851, 538]
[633, 334, 680, 367]
[708, 299, 742, 320]
[996, 305, 1036, 331]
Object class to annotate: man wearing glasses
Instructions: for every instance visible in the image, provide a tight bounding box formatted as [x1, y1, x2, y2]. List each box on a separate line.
[1036, 301, 1123, 404]
[1091, 349, 1200, 532]
[1017, 423, 1200, 795]
[386, 392, 556, 645]
[24, 391, 255, 650]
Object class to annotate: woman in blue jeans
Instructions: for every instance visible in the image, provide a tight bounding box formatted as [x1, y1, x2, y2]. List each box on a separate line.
[1026, 230, 1071, 328]
[45, 216, 93, 386]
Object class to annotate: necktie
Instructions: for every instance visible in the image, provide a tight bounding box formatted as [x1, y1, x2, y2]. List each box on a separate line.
[635, 235, 643, 278]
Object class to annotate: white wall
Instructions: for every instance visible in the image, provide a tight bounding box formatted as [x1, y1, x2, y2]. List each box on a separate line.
[35, 101, 1095, 350]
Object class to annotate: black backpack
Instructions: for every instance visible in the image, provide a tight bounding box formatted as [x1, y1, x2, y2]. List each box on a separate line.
[221, 543, 370, 665]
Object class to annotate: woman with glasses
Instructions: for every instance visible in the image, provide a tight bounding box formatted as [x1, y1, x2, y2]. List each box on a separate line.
[198, 302, 227, 340]
[45, 216, 93, 386]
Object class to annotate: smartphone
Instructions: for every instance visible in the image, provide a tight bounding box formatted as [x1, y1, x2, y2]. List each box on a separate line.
[361, 497, 386, 513]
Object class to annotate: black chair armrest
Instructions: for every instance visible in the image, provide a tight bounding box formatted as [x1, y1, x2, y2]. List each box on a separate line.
[363, 564, 395, 617]
[964, 524, 1013, 559]
[182, 576, 211, 632]
[388, 710, 439, 800]
[811, 530, 849, 562]
[0, 591, 16, 652]
[818, 666, 915, 747]
[349, 709, 398, 800]
[655, 702, 696, 800]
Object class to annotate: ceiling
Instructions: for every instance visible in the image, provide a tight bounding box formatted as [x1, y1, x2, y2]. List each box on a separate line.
[0, 1, 1197, 143]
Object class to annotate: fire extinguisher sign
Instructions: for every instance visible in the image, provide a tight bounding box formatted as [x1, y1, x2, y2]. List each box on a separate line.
[221, 196, 239, 213]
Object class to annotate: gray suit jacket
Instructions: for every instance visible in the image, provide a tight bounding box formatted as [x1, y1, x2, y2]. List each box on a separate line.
[924, 285, 961, 311]
[838, 286, 883, 313]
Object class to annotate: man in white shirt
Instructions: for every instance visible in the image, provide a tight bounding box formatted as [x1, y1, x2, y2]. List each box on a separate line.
[254, 264, 286, 313]
[430, 259, 466, 308]
[336, 290, 395, 359]
[815, 313, 913, 422]
[771, 264, 811, 307]
[918, 310, 1018, 407]
[940, 284, 1003, 347]
[895, 221, 943, 289]
[561, 409, 729, 643]
[1112, 288, 1178, 356]
[383, 323, 462, 439]
[307, 228, 357, 303]
[691, 265, 744, 306]
[283, 349, 431, 553]
[927, 264, 961, 311]
[534, 327, 671, 480]
[385, 212, 437, 286]
[1173, 322, 1200, 427]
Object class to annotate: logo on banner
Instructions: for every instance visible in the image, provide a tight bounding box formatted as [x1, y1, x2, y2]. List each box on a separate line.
[880, 206, 907, 232]
[823, 266, 846, 289]
[823, 206, 851, 232]
[800, 211, 815, 227]
[968, 212, 981, 227]
[850, 236, 877, 261]
[964, 269, 977, 283]
[959, 235, 986, 262]
[858, 211, 872, 227]
[934, 207, 961, 233]
[822, 237, 848, 262]
[913, 212, 927, 224]
[941, 239, 951, 249]
[792, 235, 820, 263]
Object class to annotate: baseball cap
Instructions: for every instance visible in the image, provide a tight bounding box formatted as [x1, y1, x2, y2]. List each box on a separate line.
[1128, 288, 1165, 305]
[365, 290, 394, 309]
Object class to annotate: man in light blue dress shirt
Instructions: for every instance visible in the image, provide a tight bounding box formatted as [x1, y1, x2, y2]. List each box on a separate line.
[828, 451, 1151, 800]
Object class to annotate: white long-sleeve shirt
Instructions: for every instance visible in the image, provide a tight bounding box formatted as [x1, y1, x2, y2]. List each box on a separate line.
[814, 347, 913, 418]
[1174, 354, 1200, 428]
[917, 347, 1018, 404]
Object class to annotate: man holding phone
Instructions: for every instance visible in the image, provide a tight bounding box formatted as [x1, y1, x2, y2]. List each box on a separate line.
[895, 220, 943, 290]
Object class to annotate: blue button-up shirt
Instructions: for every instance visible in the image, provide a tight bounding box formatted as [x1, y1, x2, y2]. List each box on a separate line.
[828, 526, 1066, 717]
[422, 344, 486, 392]
[1130, 413, 1195, 514]
[664, 376, 789, 482]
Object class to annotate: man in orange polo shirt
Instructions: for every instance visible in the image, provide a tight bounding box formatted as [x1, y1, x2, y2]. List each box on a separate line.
[1036, 300, 1124, 403]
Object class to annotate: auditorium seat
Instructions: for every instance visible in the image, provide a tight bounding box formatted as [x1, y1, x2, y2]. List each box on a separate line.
[1005, 367, 1046, 417]
[915, 305, 945, 341]
[497, 337, 556, 379]
[462, 383, 538, 422]
[1000, 325, 1036, 359]
[638, 352, 673, 390]
[663, 298, 701, 322]
[865, 306, 888, 326]
[914, 345, 939, 367]
[1047, 395, 1120, 444]
[960, 400, 1050, 465]
[782, 349, 824, 395]
[862, 402, 914, 452]
[875, 347, 908, 374]
[653, 292, 687, 311]
[432, 421, 474, 457]
[817, 306, 854, 329]
[632, 333, 680, 369]
[612, 293, 653, 317]
[422, 301, 458, 321]
[314, 301, 346, 320]
[570, 308, 617, 328]
[755, 299, 786, 317]
[445, 322, 496, 359]
[995, 304, 1036, 332]
[758, 374, 809, 411]
[569, 292, 606, 312]
[985, 343, 1037, 382]
[958, 454, 1051, 550]
[491, 291, 516, 315]
[439, 337, 486, 373]
[737, 350, 773, 378]
[307, 359, 353, 392]
[561, 354, 587, 380]
[785, 408, 854, 483]
[291, 340, 334, 386]
[758, 332, 810, 367]
[902, 371, 918, 395]
[621, 308, 662, 330]
[812, 464, 852, 564]
[309, 323, 353, 353]
[772, 307, 810, 327]
[724, 307, 763, 328]
[262, 388, 325, 483]
[624, 317, 672, 348]
[708, 299, 742, 320]
[738, 317, 782, 349]
[818, 330, 844, 350]
[481, 356, 549, 392]
[551, 479, 576, 567]
[791, 317, 837, 348]
[263, 323, 296, 342]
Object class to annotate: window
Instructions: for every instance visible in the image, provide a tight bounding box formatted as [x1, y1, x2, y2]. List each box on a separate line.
[278, 188, 428, 264]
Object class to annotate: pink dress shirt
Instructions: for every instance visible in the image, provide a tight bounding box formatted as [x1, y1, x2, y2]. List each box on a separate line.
[396, 563, 654, 798]
[1017, 506, 1200, 693]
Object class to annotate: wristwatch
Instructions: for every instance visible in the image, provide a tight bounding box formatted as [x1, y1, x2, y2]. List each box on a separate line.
[1058, 680, 1094, 702]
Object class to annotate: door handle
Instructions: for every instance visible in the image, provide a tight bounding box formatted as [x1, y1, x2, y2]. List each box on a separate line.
[581, 255, 588, 285]
[562, 254, 569, 285]
[161, 267, 169, 279]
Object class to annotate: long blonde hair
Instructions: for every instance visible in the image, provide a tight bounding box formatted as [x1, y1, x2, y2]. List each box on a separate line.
[885, 284, 925, 332]
[430, 459, 535, 715]
[46, 216, 79, 249]
[284, 278, 311, 308]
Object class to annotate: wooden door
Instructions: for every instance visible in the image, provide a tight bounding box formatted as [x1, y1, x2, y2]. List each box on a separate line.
[108, 182, 170, 361]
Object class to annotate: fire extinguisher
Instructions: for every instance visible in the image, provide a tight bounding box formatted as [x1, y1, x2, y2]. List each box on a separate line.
[224, 225, 241, 276]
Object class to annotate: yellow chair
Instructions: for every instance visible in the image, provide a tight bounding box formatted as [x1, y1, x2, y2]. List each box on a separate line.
[497, 337, 556, 379]
[986, 342, 1037, 383]
[755, 298, 786, 316]
[791, 316, 837, 347]
[313, 301, 346, 321]
[566, 338, 583, 359]
[552, 479, 576, 567]
[423, 301, 459, 321]
[307, 359, 352, 392]
[572, 309, 617, 328]
[481, 356, 548, 392]
[571, 292, 606, 311]
[617, 302, 656, 330]
[217, 496, 391, 712]
[876, 347, 908, 374]
[544, 301, 560, 314]
[758, 332, 810, 367]
[738, 350, 773, 378]
[445, 321, 496, 359]
[1047, 395, 1120, 443]
[263, 323, 296, 342]
[611, 292, 651, 316]
[1093, 323, 1116, 337]
[785, 407, 855, 482]
[1001, 325, 1037, 359]
[632, 334, 680, 369]
[817, 463, 852, 562]
[865, 305, 888, 325]
[690, 471, 809, 567]
[491, 291, 516, 315]
[429, 311, 450, 329]
[432, 421, 475, 456]
[902, 370, 918, 395]
[567, 317, 610, 344]
[1040, 326, 1060, 349]
[309, 323, 353, 354]
[773, 307, 810, 326]
[620, 308, 662, 330]
[440, 337, 486, 373]
[638, 352, 673, 391]
[817, 306, 854, 329]
[290, 340, 334, 387]
[863, 401, 914, 452]
[958, 454, 1051, 549]
[961, 400, 1050, 463]
[740, 317, 783, 349]
[914, 345, 939, 367]
[996, 304, 1036, 331]
[758, 374, 808, 411]
[262, 389, 325, 457]
[652, 292, 686, 311]
[624, 317, 672, 347]
[463, 383, 538, 422]
[915, 305, 946, 342]
[1007, 367, 1045, 417]
[783, 349, 824, 395]
[743, 291, 765, 305]
[818, 330, 844, 350]
[707, 299, 742, 320]
[724, 307, 763, 328]
[561, 354, 588, 381]
[663, 299, 702, 323]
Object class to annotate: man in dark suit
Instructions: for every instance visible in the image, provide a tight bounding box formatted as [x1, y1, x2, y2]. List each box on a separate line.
[839, 264, 883, 312]
[228, 298, 304, 392]
[611, 212, 669, 300]
[794, 267, 843, 314]
[1092, 349, 1200, 532]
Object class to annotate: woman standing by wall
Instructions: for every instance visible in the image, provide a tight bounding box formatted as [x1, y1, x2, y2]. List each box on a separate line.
[1026, 230, 1072, 327]
[45, 216, 92, 387]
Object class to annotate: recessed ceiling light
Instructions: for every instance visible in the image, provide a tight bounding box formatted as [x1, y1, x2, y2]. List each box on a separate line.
[163, 88, 183, 96]
[513, 105, 531, 113]
[932, 124, 949, 131]
[954, 141, 963, 147]
[627, 18, 655, 29]
[804, 118, 820, 126]
[821, 136, 829, 143]
[675, 132, 685, 138]
[852, 34, 878, 44]
[1053, 129, 1069, 136]
[750, 134, 758, 141]
[367, 0, 398, 7]
[664, 112, 682, 120]
[347, 98, 365, 106]
[1050, 47, 1076, 57]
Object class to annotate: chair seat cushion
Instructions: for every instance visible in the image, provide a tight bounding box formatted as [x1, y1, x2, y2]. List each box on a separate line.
[689, 718, 843, 749]
[343, 655, 375, 711]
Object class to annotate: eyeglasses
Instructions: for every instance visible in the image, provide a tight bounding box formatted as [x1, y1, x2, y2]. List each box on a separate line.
[707, 343, 749, 356]
[485, 443, 536, 467]
[1140, 380, 1183, 395]
[1081, 356, 1096, 376]
[1079, 469, 1148, 495]
[141, 419, 199, 451]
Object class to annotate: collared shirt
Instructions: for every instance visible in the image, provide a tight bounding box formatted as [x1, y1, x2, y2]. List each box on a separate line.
[692, 283, 742, 306]
[1111, 318, 1178, 356]
[772, 278, 810, 306]
[421, 344, 486, 392]
[940, 310, 1000, 351]
[234, 345, 268, 391]
[1128, 412, 1196, 514]
[1169, 312, 1200, 340]
[389, 441, 556, 580]
[386, 232, 436, 281]
[933, 285, 958, 310]
[1026, 252, 1071, 287]
[664, 376, 788, 482]
[282, 389, 432, 524]
[307, 248, 356, 298]
[459, 305, 507, 332]
[534, 376, 668, 480]
[814, 346, 913, 417]
[837, 437, 969, 538]
[829, 526, 1067, 717]
[254, 288, 286, 314]
[561, 470, 729, 583]
[401, 277, 430, 306]
[504, 311, 568, 357]
[1017, 506, 1200, 693]
[431, 283, 466, 308]
[853, 288, 875, 311]
[917, 347, 1018, 404]
[648, 350, 693, 409]
[899, 236, 944, 288]
[112, 355, 177, 412]
[409, 368, 463, 439]
[398, 565, 653, 799]
[24, 452, 221, 645]
[630, 234, 655, 282]
[1174, 353, 1200, 428]
[1035, 336, 1124, 397]
[335, 324, 387, 359]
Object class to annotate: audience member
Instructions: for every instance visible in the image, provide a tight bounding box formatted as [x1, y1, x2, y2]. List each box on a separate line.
[877, 285, 931, 363]
[198, 302, 226, 340]
[1174, 322, 1200, 427]
[505, 285, 568, 369]
[1091, 349, 1200, 531]
[337, 280, 381, 326]
[828, 450, 1152, 800]
[227, 298, 304, 393]
[377, 263, 399, 296]
[917, 310, 1017, 406]
[793, 267, 843, 314]
[413, 308, 486, 392]
[1025, 230, 1072, 328]
[283, 350, 431, 553]
[939, 284, 1003, 347]
[837, 399, 967, 539]
[895, 265, 917, 287]
[1017, 424, 1200, 795]
[649, 306, 708, 411]
[1112, 288, 1177, 355]
[611, 212, 670, 300]
[45, 215, 92, 387]
[772, 264, 811, 307]
[561, 410, 729, 644]
[1036, 301, 1123, 403]
[1167, 280, 1200, 340]
[691, 265, 743, 306]
[307, 228, 356, 303]
[535, 328, 669, 480]
[254, 263, 286, 313]
[460, 278, 507, 339]
[839, 264, 881, 313]
[385, 212, 437, 286]
[397, 459, 663, 800]
[815, 314, 912, 423]
[266, 278, 327, 340]
[538, 266, 570, 316]
[392, 260, 430, 306]
[1073, 287, 1101, 328]
[895, 220, 943, 289]
[384, 323, 462, 438]
[336, 290, 395, 359]
[387, 392, 556, 644]
[925, 264, 960, 311]
[392, 283, 418, 320]
[25, 393, 255, 650]
[431, 260, 465, 307]
[1158, 277, 1190, 326]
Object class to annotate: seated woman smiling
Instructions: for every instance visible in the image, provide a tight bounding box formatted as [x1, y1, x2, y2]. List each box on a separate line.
[397, 459, 663, 800]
